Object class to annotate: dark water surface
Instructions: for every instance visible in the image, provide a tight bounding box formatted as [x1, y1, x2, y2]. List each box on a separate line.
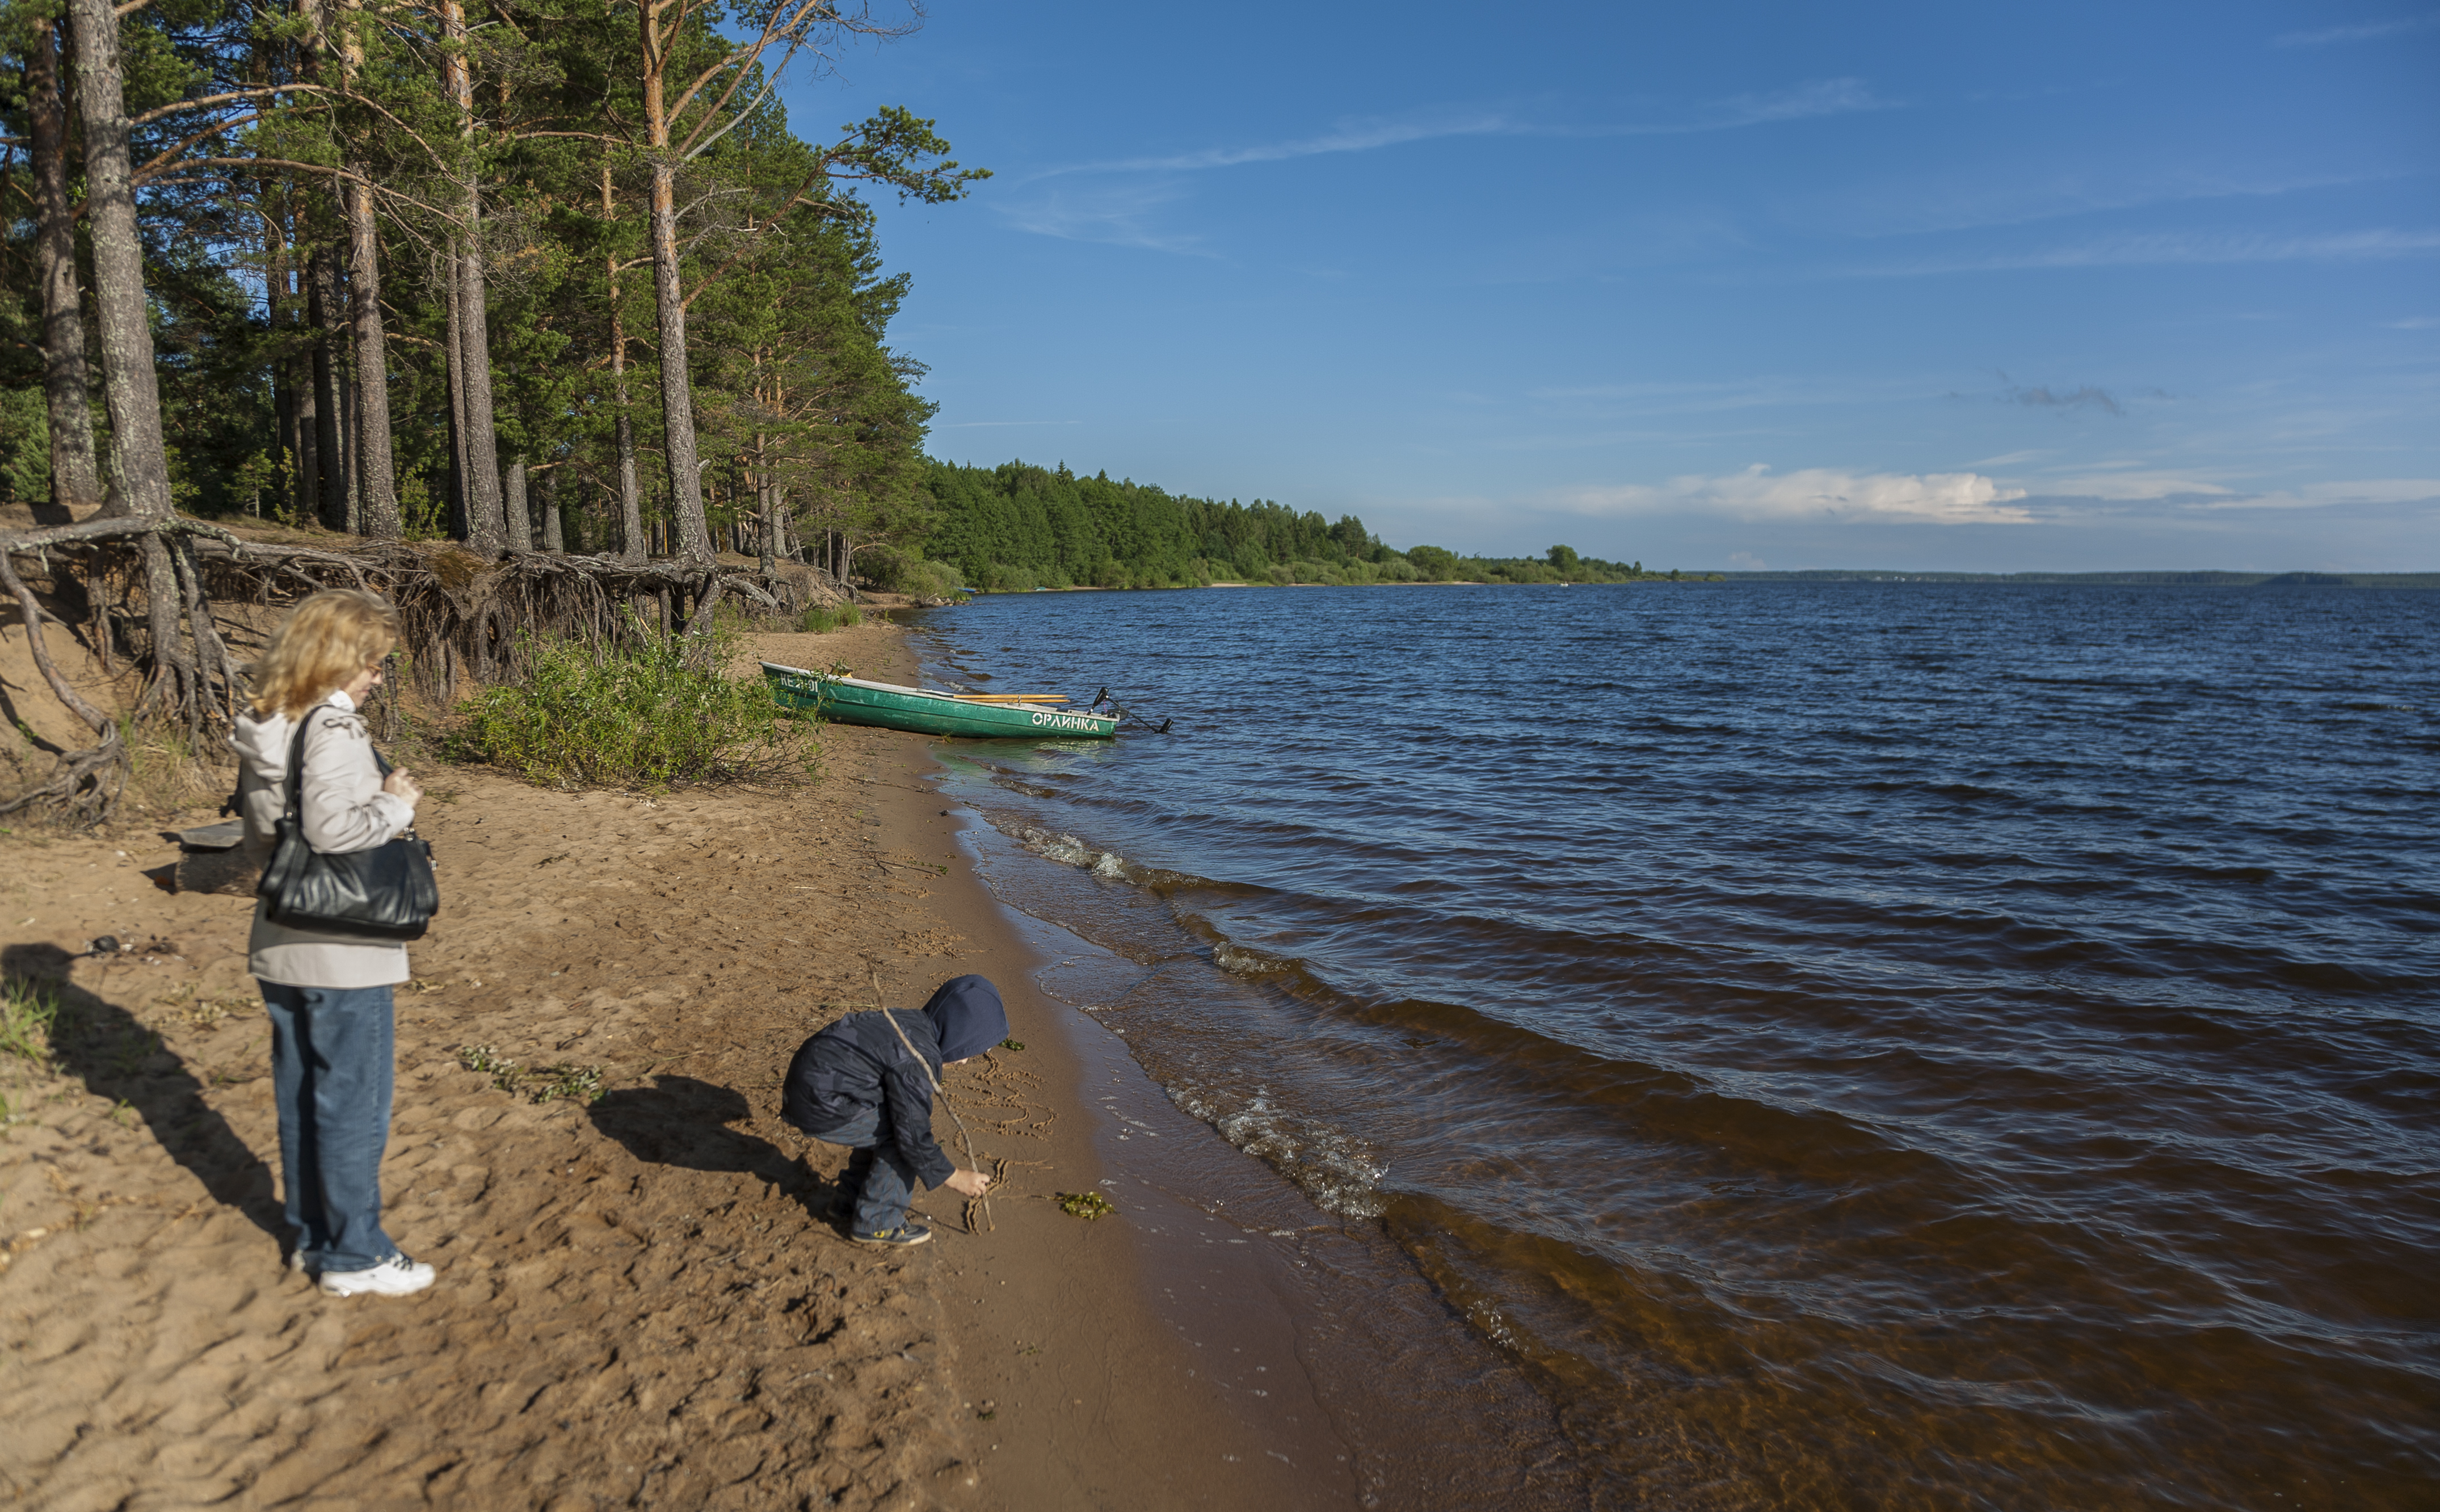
[902, 583, 2439, 1509]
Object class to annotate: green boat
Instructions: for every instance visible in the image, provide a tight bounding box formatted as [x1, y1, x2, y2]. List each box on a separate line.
[761, 662, 1120, 740]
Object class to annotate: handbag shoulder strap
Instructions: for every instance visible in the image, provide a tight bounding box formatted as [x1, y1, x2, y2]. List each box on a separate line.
[280, 702, 339, 824]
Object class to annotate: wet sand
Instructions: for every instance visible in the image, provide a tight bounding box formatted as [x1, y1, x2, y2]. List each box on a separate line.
[0, 621, 1365, 1510]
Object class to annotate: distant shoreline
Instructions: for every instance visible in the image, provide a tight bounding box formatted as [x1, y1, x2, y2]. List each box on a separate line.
[990, 570, 2438, 593]
[1709, 570, 2440, 588]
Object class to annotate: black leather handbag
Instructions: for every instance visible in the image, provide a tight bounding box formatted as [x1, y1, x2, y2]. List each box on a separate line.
[255, 705, 439, 940]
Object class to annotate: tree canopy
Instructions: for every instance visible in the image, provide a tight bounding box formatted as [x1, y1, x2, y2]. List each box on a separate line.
[1, 0, 980, 570]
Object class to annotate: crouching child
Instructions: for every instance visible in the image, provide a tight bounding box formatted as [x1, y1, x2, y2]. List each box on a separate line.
[782, 974, 1004, 1246]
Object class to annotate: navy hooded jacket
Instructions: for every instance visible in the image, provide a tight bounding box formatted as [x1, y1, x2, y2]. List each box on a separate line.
[781, 975, 1008, 1190]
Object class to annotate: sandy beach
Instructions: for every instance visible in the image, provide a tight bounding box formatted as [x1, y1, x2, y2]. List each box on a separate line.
[0, 618, 1374, 1510]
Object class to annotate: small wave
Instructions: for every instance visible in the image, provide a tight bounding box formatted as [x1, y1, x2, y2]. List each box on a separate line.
[1017, 826, 1127, 875]
[1213, 941, 1291, 976]
[1167, 1081, 1387, 1219]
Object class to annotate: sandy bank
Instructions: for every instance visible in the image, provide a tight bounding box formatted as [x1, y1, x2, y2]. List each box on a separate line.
[0, 618, 1358, 1510]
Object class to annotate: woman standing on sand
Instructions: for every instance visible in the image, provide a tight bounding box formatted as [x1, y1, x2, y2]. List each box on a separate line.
[230, 589, 434, 1299]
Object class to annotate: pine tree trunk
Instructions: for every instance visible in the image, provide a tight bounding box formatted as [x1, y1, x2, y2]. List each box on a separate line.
[441, 0, 504, 554]
[347, 176, 401, 537]
[456, 218, 506, 554]
[602, 162, 646, 565]
[504, 458, 533, 551]
[309, 242, 350, 530]
[444, 254, 469, 540]
[65, 0, 190, 715]
[615, 403, 643, 561]
[65, 0, 173, 523]
[540, 468, 563, 553]
[28, 16, 104, 515]
[646, 158, 712, 563]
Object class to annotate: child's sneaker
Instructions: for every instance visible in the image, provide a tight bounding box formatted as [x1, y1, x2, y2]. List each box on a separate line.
[850, 1224, 931, 1247]
[319, 1252, 436, 1298]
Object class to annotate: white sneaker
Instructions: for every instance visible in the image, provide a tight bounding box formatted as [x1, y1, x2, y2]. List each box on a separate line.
[319, 1252, 435, 1298]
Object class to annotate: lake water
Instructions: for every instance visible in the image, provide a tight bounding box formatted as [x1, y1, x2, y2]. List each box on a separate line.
[901, 582, 2438, 1509]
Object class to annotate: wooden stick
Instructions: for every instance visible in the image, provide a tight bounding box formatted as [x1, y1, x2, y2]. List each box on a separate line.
[870, 968, 993, 1235]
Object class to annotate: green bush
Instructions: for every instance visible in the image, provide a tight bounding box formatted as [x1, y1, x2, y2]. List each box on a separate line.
[859, 545, 969, 601]
[903, 559, 968, 601]
[798, 601, 864, 633]
[454, 623, 815, 788]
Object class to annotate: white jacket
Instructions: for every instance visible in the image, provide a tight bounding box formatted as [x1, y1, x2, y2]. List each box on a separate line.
[230, 689, 418, 988]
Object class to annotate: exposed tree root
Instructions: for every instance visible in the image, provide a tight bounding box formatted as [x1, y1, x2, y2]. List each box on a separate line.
[0, 546, 125, 826]
[2, 514, 826, 826]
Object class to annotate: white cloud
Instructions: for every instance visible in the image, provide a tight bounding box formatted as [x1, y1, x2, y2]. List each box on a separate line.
[2275, 13, 2440, 46]
[1559, 465, 2033, 525]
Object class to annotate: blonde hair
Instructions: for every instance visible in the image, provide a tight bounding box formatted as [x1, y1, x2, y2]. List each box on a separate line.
[249, 589, 401, 719]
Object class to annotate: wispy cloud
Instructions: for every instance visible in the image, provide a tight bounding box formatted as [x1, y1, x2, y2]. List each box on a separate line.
[2008, 472, 2440, 509]
[1029, 80, 1892, 182]
[993, 181, 1217, 253]
[1038, 109, 1516, 178]
[2030, 470, 2235, 502]
[1841, 228, 2440, 276]
[2005, 380, 2123, 415]
[1696, 78, 1894, 130]
[2192, 478, 2440, 511]
[1807, 169, 2388, 241]
[2274, 12, 2440, 47]
[1558, 464, 2033, 525]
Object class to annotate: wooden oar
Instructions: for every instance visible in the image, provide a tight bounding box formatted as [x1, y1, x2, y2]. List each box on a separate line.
[949, 693, 1069, 704]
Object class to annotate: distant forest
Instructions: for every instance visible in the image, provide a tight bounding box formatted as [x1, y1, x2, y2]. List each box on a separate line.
[916, 459, 1714, 592]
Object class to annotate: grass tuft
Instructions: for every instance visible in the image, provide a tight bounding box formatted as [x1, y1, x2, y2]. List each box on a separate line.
[452, 620, 815, 789]
[797, 601, 863, 634]
[457, 1044, 605, 1105]
[0, 978, 64, 1064]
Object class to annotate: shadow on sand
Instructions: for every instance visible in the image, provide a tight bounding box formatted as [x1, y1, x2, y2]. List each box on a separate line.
[587, 1073, 838, 1219]
[1, 942, 283, 1239]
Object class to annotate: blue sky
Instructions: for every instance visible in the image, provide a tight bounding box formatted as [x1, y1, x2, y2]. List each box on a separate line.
[784, 2, 2439, 572]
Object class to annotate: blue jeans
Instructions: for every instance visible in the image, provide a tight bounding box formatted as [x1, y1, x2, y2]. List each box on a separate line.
[261, 981, 399, 1274]
[807, 1106, 920, 1233]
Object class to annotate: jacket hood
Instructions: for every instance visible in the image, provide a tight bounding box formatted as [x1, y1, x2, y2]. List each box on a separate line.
[229, 690, 356, 778]
[922, 975, 1008, 1063]
[228, 709, 295, 778]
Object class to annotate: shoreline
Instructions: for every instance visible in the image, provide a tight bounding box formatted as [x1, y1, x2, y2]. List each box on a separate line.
[0, 618, 1343, 1507]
